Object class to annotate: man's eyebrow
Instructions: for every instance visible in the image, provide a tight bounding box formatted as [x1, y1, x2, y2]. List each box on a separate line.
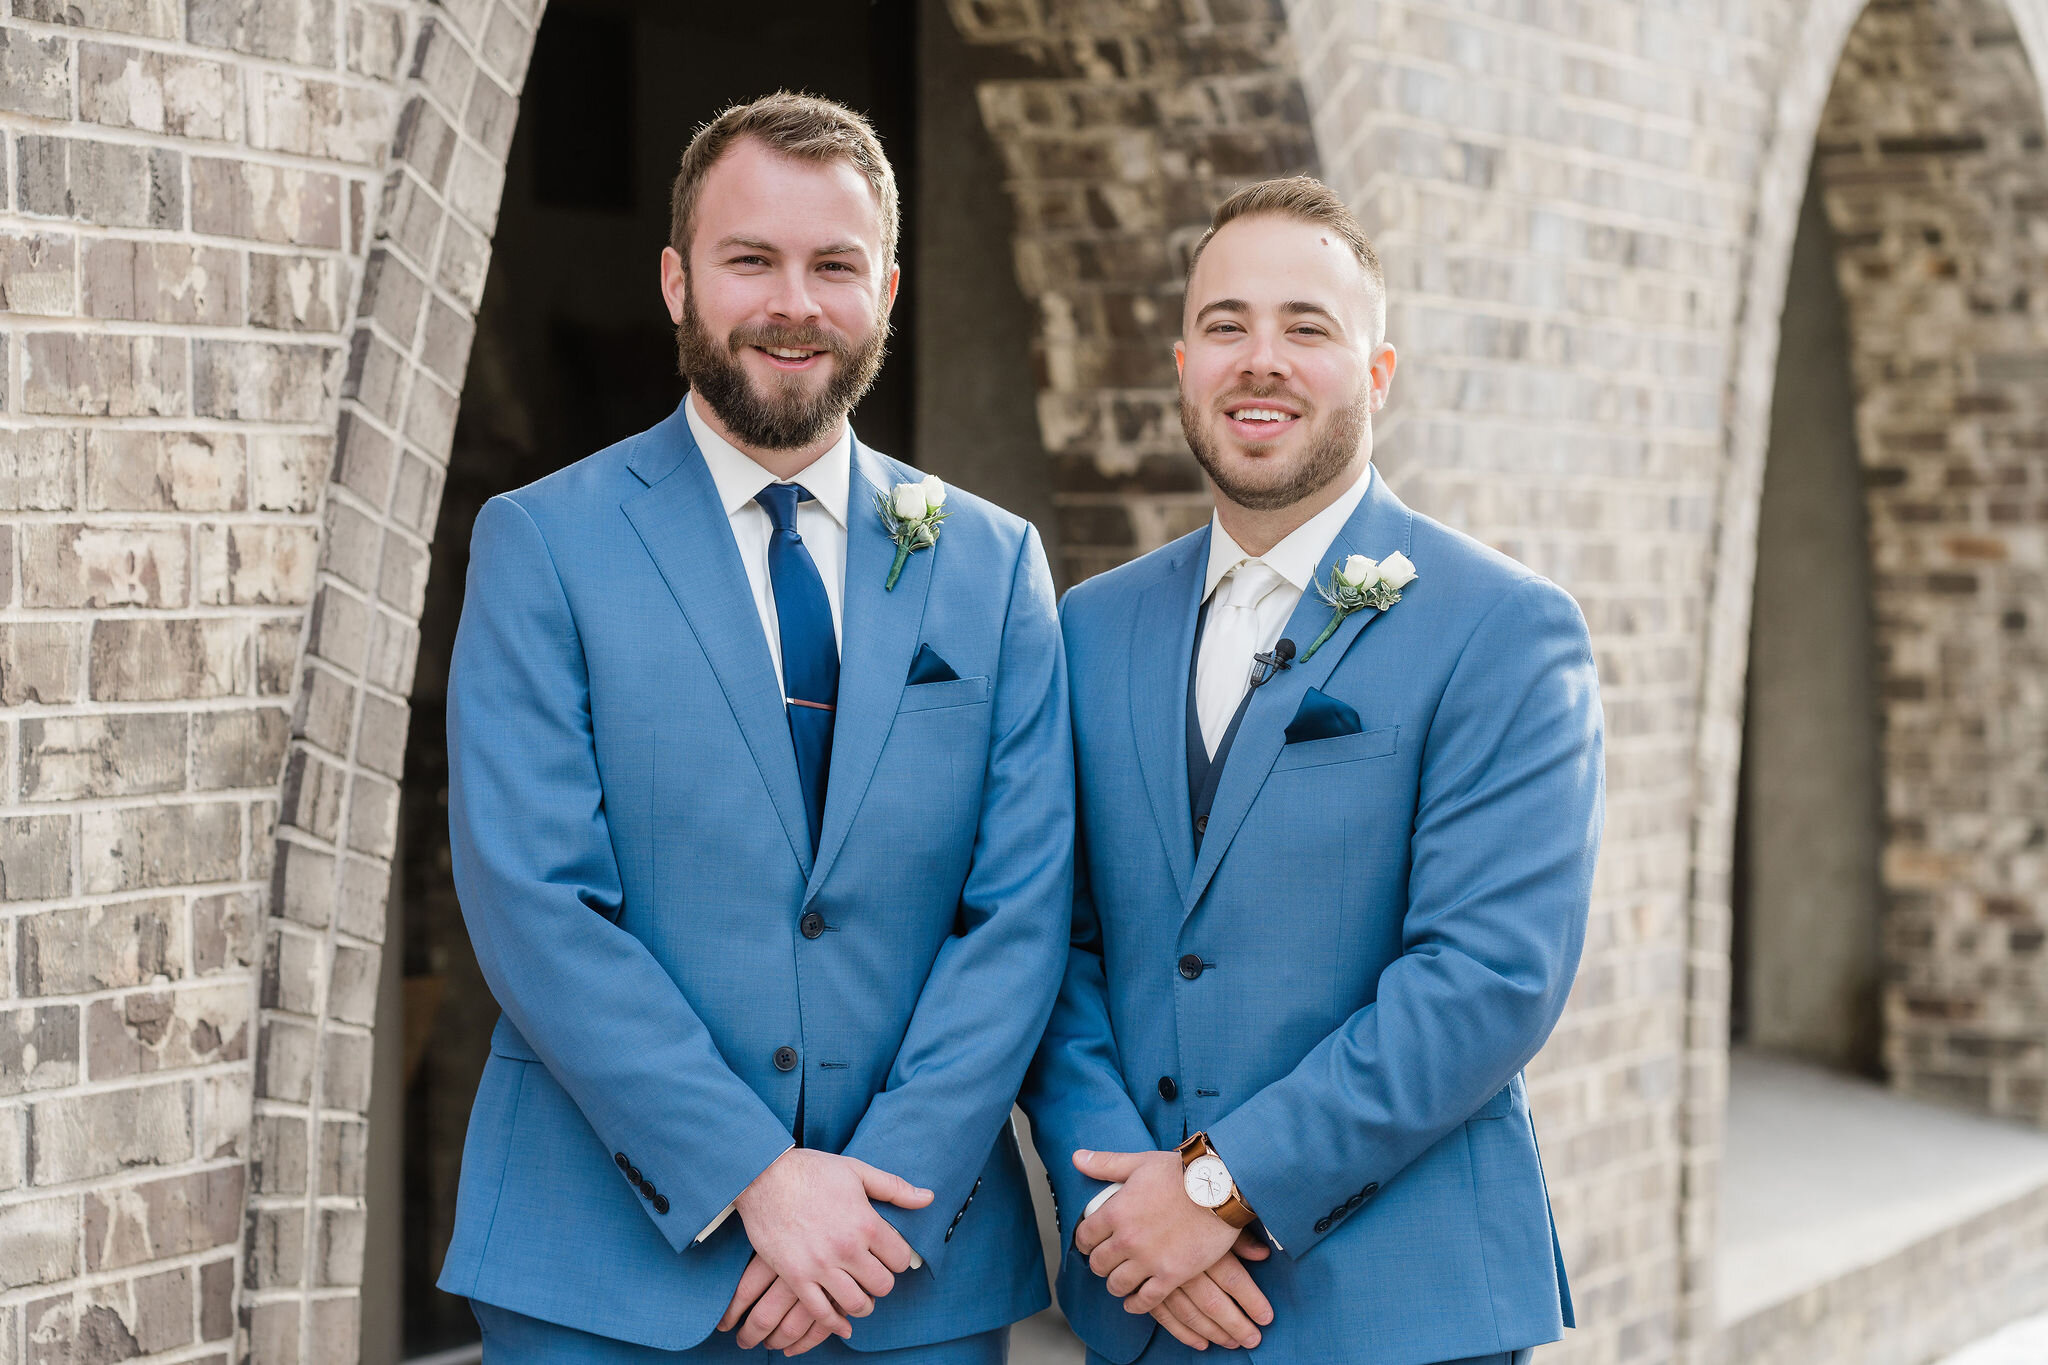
[1281, 300, 1340, 323]
[715, 236, 780, 254]
[1193, 298, 1250, 323]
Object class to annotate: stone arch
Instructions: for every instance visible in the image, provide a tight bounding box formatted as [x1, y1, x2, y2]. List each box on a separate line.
[1685, 0, 2048, 1344]
[244, 0, 542, 1352]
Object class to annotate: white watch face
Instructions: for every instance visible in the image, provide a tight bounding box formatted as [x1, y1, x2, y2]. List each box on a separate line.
[1184, 1155, 1233, 1209]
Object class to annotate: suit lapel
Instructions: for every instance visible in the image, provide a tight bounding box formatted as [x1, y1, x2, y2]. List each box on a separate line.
[804, 440, 934, 904]
[1129, 532, 1209, 904]
[1182, 470, 1415, 916]
[620, 406, 815, 877]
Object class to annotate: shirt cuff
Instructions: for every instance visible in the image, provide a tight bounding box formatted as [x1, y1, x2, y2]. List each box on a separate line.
[694, 1143, 795, 1244]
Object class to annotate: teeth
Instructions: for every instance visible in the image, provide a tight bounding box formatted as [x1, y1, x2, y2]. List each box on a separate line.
[1230, 408, 1293, 422]
[765, 347, 815, 360]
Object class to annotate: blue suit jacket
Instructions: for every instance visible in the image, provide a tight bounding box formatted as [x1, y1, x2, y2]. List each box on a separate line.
[1020, 469, 1602, 1365]
[437, 402, 1068, 1349]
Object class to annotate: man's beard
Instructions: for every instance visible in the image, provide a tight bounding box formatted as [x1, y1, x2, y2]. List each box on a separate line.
[675, 284, 889, 451]
[1180, 380, 1370, 512]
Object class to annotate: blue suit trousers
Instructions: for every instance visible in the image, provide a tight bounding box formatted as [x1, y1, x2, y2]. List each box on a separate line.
[473, 1302, 1007, 1364]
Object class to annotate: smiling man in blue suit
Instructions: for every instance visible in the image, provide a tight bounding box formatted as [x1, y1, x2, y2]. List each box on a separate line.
[436, 94, 1069, 1362]
[1021, 177, 1603, 1364]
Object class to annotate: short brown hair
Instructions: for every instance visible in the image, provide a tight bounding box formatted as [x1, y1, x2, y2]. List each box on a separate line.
[1188, 176, 1386, 342]
[668, 92, 899, 268]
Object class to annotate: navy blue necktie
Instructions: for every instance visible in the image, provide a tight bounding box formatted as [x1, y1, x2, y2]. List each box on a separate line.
[755, 484, 838, 854]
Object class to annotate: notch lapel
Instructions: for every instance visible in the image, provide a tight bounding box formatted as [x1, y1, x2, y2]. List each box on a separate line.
[803, 441, 934, 904]
[1129, 533, 1209, 904]
[1182, 472, 1416, 916]
[620, 408, 814, 878]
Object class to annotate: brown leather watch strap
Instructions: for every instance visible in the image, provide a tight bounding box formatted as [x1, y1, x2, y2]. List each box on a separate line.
[1179, 1131, 1256, 1230]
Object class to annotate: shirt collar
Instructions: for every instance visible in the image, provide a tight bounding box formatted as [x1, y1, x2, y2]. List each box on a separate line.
[1203, 460, 1375, 603]
[686, 391, 852, 529]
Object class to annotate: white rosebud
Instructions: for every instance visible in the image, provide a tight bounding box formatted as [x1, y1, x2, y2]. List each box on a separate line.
[893, 482, 927, 520]
[1378, 551, 1417, 590]
[1341, 554, 1378, 587]
[921, 474, 947, 508]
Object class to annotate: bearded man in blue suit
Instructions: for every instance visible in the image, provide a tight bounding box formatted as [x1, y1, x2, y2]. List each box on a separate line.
[1021, 177, 1603, 1365]
[437, 94, 1069, 1362]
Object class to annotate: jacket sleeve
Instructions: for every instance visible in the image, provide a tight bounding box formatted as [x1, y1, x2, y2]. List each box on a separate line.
[838, 523, 1074, 1273]
[447, 495, 794, 1253]
[1207, 576, 1604, 1257]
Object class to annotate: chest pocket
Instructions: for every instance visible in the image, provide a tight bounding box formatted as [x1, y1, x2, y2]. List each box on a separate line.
[1271, 724, 1399, 772]
[897, 675, 991, 713]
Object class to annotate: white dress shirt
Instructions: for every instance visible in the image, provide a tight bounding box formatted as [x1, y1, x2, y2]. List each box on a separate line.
[686, 392, 851, 683]
[1193, 461, 1375, 757]
[683, 391, 848, 1245]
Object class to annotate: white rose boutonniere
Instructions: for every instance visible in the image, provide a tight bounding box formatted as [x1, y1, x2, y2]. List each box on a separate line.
[876, 475, 950, 590]
[1300, 549, 1418, 659]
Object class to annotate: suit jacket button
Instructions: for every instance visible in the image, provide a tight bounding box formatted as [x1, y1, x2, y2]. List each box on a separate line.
[1315, 1217, 1331, 1233]
[1178, 955, 1204, 980]
[1363, 1183, 1378, 1196]
[773, 1046, 798, 1072]
[1194, 814, 1208, 835]
[800, 911, 826, 940]
[1158, 1076, 1178, 1100]
[615, 1153, 630, 1172]
[1346, 1192, 1365, 1210]
[652, 1194, 670, 1215]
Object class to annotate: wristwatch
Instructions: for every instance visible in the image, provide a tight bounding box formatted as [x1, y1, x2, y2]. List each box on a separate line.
[1178, 1131, 1256, 1229]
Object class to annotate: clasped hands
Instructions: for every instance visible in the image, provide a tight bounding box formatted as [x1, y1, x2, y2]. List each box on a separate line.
[717, 1148, 932, 1356]
[1071, 1148, 1275, 1351]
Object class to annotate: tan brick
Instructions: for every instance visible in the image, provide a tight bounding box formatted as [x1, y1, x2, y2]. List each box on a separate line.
[187, 0, 337, 65]
[85, 982, 251, 1079]
[347, 3, 407, 80]
[77, 41, 241, 141]
[198, 1257, 232, 1339]
[81, 238, 244, 325]
[190, 157, 343, 247]
[195, 522, 320, 604]
[80, 801, 242, 894]
[0, 1105, 23, 1191]
[82, 1164, 244, 1271]
[0, 1195, 76, 1289]
[0, 231, 77, 317]
[18, 898, 181, 994]
[19, 523, 189, 608]
[246, 1203, 305, 1288]
[18, 713, 187, 800]
[132, 1265, 195, 1352]
[192, 340, 337, 421]
[192, 891, 257, 976]
[20, 332, 189, 417]
[0, 1004, 79, 1096]
[16, 0, 178, 37]
[197, 1068, 249, 1160]
[248, 70, 392, 164]
[0, 428, 77, 510]
[28, 1079, 191, 1183]
[249, 434, 333, 512]
[84, 429, 248, 512]
[90, 618, 249, 701]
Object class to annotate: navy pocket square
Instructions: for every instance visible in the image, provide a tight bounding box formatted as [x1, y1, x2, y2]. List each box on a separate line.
[907, 643, 960, 686]
[1285, 688, 1363, 744]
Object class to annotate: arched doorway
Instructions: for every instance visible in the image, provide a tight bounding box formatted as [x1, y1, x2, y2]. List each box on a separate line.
[359, 2, 1052, 1356]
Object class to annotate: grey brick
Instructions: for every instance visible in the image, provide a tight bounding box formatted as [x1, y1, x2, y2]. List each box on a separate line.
[193, 340, 337, 421]
[90, 618, 250, 701]
[327, 944, 378, 1027]
[18, 712, 187, 800]
[0, 30, 70, 120]
[0, 428, 77, 509]
[192, 707, 290, 789]
[0, 816, 71, 902]
[356, 691, 409, 778]
[0, 1195, 76, 1289]
[85, 982, 250, 1079]
[132, 1266, 194, 1353]
[19, 898, 180, 994]
[80, 801, 242, 894]
[82, 1164, 244, 1271]
[81, 238, 244, 325]
[199, 1258, 233, 1339]
[195, 522, 320, 605]
[249, 433, 333, 511]
[192, 891, 257, 976]
[20, 521, 189, 607]
[0, 1005, 79, 1096]
[20, 332, 189, 417]
[15, 0, 179, 37]
[28, 1079, 190, 1183]
[190, 157, 342, 247]
[187, 0, 338, 65]
[77, 42, 240, 140]
[248, 69, 391, 165]
[0, 231, 76, 316]
[249, 251, 351, 332]
[347, 2, 407, 80]
[15, 136, 182, 229]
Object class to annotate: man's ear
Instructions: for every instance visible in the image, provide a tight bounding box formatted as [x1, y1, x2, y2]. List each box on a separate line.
[1174, 340, 1186, 377]
[660, 246, 688, 325]
[884, 263, 902, 316]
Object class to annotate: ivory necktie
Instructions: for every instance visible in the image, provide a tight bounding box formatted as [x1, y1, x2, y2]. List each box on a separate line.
[1197, 560, 1286, 758]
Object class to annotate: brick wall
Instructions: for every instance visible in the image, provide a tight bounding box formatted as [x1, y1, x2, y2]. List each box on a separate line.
[1812, 0, 2048, 1127]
